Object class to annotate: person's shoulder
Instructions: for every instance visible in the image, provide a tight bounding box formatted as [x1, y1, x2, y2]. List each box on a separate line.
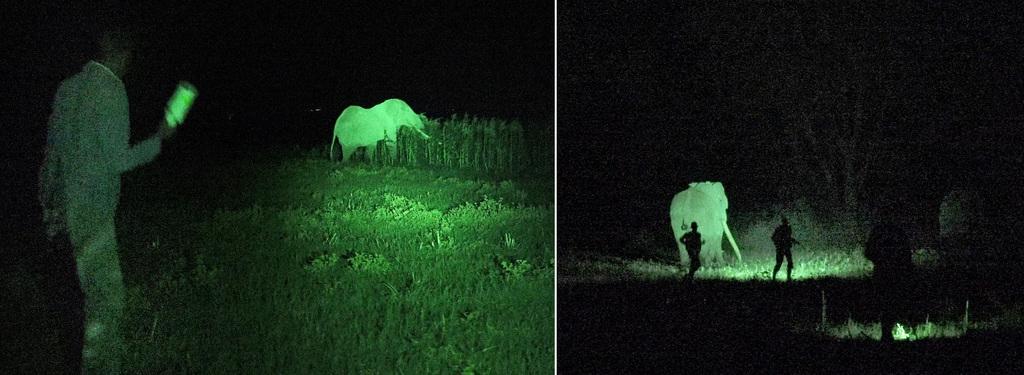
[83, 61, 124, 87]
[59, 63, 93, 87]
[52, 65, 94, 104]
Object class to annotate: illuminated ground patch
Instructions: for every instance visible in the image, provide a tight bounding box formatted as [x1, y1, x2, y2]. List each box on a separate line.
[694, 247, 873, 281]
[819, 319, 970, 341]
[561, 245, 951, 283]
[560, 247, 874, 283]
[109, 153, 554, 373]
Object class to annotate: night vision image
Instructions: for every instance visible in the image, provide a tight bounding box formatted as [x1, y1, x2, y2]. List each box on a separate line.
[559, 1, 1024, 373]
[5, 1, 552, 373]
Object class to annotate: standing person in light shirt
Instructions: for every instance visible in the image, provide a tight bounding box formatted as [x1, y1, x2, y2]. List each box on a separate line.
[39, 28, 181, 373]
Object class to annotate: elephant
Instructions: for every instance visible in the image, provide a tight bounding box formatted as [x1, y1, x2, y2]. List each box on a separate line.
[329, 98, 431, 162]
[669, 181, 742, 266]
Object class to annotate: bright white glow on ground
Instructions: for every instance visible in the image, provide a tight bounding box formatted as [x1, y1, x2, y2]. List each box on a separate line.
[814, 317, 995, 341]
[691, 247, 873, 281]
[560, 247, 875, 283]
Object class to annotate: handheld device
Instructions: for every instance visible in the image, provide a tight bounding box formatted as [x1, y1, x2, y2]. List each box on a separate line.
[164, 81, 198, 128]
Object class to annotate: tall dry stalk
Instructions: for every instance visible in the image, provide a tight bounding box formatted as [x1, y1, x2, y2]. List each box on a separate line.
[390, 114, 531, 176]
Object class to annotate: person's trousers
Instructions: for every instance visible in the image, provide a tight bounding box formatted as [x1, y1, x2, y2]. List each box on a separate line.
[773, 247, 794, 278]
[686, 249, 701, 276]
[74, 222, 125, 374]
[47, 235, 85, 373]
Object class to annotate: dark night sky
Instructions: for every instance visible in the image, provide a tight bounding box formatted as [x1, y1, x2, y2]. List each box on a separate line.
[558, 0, 1024, 246]
[5, 1, 552, 242]
[125, 1, 554, 120]
[13, 1, 552, 137]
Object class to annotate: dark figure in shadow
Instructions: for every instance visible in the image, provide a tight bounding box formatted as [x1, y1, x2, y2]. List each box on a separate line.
[680, 222, 705, 279]
[864, 222, 914, 342]
[771, 217, 799, 281]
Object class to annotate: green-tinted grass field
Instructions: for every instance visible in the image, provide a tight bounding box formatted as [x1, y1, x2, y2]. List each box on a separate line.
[559, 246, 873, 283]
[107, 150, 553, 373]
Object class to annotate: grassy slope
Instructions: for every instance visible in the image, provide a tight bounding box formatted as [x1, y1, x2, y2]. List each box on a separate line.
[116, 152, 553, 373]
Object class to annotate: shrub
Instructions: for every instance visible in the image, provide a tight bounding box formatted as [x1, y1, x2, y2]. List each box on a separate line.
[350, 252, 393, 274]
[305, 253, 341, 273]
[500, 259, 533, 281]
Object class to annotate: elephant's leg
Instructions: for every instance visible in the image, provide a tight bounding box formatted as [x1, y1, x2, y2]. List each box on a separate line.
[341, 142, 357, 163]
[679, 245, 687, 268]
[329, 136, 341, 161]
[366, 143, 378, 163]
[704, 222, 725, 265]
[388, 143, 398, 161]
[711, 243, 725, 264]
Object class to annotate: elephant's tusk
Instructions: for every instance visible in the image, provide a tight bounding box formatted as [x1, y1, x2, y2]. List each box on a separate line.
[723, 220, 741, 262]
[414, 127, 431, 139]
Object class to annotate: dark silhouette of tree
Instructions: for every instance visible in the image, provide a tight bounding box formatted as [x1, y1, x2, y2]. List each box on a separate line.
[692, 2, 915, 214]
